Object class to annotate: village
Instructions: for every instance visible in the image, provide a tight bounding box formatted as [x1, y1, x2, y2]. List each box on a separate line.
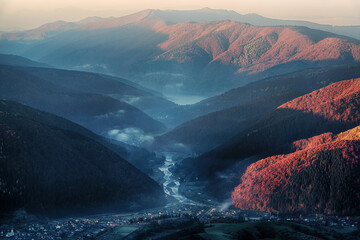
[1, 202, 358, 239]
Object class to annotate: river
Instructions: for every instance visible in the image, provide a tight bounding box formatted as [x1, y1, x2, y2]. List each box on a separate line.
[158, 153, 196, 205]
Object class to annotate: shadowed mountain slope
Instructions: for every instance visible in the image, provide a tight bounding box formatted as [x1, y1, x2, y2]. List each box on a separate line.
[0, 100, 165, 216]
[0, 53, 49, 68]
[153, 65, 360, 154]
[182, 78, 360, 181]
[154, 94, 292, 154]
[20, 66, 177, 120]
[162, 64, 360, 127]
[0, 65, 165, 139]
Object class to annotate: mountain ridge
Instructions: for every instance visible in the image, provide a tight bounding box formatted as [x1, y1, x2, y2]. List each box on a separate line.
[31, 20, 360, 95]
[1, 8, 358, 40]
[1, 10, 359, 96]
[232, 126, 360, 215]
[0, 64, 166, 140]
[0, 99, 165, 216]
[153, 65, 360, 154]
[180, 77, 360, 184]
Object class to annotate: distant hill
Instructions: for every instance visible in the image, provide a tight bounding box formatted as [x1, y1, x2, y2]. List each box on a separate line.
[36, 22, 360, 95]
[1, 9, 359, 96]
[154, 95, 290, 154]
[0, 100, 165, 216]
[232, 126, 360, 215]
[0, 17, 105, 41]
[162, 65, 360, 127]
[154, 65, 360, 154]
[0, 53, 48, 68]
[0, 65, 166, 142]
[20, 66, 177, 121]
[138, 8, 360, 40]
[1, 8, 359, 40]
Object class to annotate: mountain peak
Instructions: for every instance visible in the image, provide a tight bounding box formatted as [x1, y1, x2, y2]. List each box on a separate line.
[199, 7, 212, 11]
[76, 16, 105, 25]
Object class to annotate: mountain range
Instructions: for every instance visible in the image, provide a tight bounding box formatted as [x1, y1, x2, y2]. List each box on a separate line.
[175, 77, 360, 202]
[154, 64, 360, 153]
[0, 9, 359, 96]
[1, 8, 360, 217]
[20, 65, 177, 119]
[0, 62, 168, 146]
[2, 8, 359, 40]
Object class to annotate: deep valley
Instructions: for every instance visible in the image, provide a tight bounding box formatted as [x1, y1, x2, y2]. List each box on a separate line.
[1, 6, 360, 239]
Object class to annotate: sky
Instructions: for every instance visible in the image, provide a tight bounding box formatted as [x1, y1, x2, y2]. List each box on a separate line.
[1, 0, 360, 30]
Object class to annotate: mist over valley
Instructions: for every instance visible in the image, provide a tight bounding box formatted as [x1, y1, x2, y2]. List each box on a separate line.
[0, 6, 360, 239]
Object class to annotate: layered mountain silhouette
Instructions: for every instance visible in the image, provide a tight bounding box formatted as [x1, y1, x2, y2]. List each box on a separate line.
[0, 64, 166, 140]
[1, 9, 359, 40]
[3, 68, 161, 174]
[162, 65, 360, 126]
[0, 17, 105, 41]
[0, 53, 49, 68]
[0, 55, 172, 173]
[20, 66, 177, 119]
[0, 100, 165, 216]
[181, 77, 360, 183]
[232, 126, 360, 215]
[154, 65, 360, 153]
[1, 8, 359, 218]
[1, 9, 359, 95]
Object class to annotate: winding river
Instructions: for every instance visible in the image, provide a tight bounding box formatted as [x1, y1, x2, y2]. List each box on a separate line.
[158, 154, 195, 204]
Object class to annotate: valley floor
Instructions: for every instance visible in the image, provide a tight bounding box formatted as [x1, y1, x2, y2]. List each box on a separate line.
[1, 206, 359, 239]
[1, 152, 359, 240]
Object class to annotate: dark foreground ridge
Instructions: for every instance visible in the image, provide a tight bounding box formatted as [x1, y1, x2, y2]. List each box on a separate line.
[0, 100, 165, 216]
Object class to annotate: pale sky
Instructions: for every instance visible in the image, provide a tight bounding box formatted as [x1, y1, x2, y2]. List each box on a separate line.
[1, 0, 360, 30]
